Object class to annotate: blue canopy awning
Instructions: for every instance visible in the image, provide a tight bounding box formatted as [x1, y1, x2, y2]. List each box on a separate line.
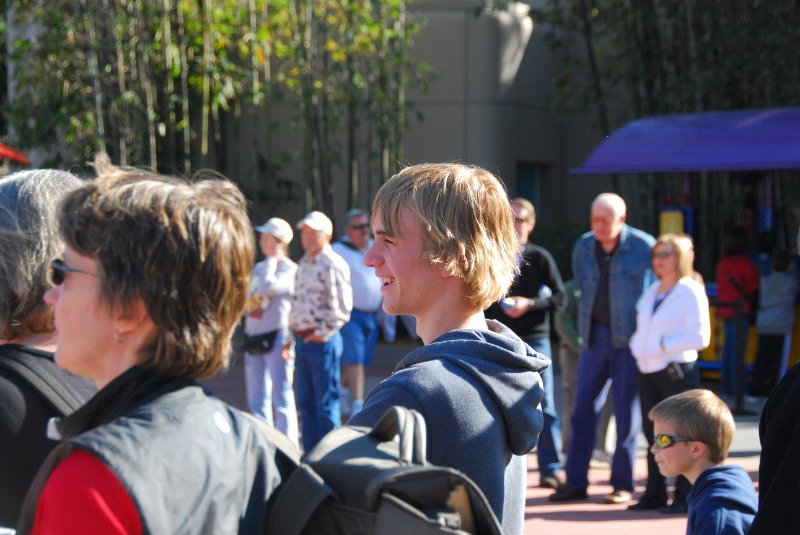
[571, 107, 800, 175]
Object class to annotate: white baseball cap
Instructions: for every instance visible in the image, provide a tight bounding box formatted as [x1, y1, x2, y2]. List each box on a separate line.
[296, 211, 333, 235]
[255, 217, 294, 244]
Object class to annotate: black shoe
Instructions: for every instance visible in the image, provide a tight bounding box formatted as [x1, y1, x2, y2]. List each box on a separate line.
[549, 486, 588, 502]
[628, 496, 667, 511]
[660, 502, 688, 514]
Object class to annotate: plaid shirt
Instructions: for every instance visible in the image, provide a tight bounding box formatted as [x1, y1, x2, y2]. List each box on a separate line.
[290, 244, 352, 341]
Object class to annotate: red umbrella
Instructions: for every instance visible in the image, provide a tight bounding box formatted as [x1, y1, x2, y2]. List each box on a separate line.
[0, 142, 30, 165]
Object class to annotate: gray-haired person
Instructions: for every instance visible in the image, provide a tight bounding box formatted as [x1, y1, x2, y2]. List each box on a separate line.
[0, 170, 96, 526]
[332, 208, 383, 418]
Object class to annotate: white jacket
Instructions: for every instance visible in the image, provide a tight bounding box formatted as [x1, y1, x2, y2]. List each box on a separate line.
[629, 277, 711, 373]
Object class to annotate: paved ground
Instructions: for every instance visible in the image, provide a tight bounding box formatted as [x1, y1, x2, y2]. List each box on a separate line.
[203, 337, 762, 534]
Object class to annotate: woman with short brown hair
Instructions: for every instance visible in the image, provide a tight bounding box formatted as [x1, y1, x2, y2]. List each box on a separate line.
[19, 156, 285, 534]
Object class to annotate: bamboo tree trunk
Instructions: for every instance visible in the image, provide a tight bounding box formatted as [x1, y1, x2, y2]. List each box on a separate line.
[378, 0, 390, 181]
[392, 0, 407, 174]
[125, 0, 143, 161]
[201, 0, 213, 157]
[134, 0, 158, 169]
[176, 1, 191, 173]
[345, 2, 358, 209]
[578, 0, 616, 190]
[110, 0, 131, 164]
[81, 0, 107, 152]
[291, 0, 321, 209]
[347, 58, 358, 209]
[248, 0, 261, 104]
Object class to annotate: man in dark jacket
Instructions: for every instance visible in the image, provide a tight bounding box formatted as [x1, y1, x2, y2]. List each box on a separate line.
[750, 342, 800, 532]
[349, 164, 548, 535]
[749, 226, 800, 534]
[486, 198, 566, 489]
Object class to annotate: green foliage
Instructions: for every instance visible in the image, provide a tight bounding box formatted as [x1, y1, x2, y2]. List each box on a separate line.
[532, 0, 800, 128]
[267, 0, 431, 214]
[3, 0, 428, 212]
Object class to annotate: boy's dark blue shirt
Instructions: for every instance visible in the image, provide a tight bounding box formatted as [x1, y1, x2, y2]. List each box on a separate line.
[686, 464, 757, 535]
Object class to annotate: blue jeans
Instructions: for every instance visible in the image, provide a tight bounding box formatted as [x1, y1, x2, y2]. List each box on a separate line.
[244, 330, 298, 447]
[527, 337, 563, 477]
[294, 332, 342, 452]
[565, 324, 641, 492]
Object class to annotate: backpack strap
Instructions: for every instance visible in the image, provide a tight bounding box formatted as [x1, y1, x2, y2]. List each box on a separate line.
[265, 463, 336, 535]
[368, 405, 427, 465]
[243, 412, 301, 465]
[245, 413, 332, 535]
[0, 351, 85, 414]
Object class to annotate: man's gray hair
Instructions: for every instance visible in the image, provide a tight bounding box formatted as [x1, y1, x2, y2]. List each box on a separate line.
[591, 192, 627, 217]
[0, 169, 82, 339]
[344, 208, 368, 223]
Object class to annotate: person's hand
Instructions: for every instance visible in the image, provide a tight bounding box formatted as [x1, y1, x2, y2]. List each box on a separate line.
[303, 332, 325, 344]
[281, 342, 293, 361]
[503, 296, 532, 319]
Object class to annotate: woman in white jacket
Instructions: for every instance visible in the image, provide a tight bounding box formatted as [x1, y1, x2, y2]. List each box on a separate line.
[628, 234, 711, 514]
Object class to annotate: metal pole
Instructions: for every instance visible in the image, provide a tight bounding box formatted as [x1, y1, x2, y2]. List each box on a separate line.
[734, 300, 748, 414]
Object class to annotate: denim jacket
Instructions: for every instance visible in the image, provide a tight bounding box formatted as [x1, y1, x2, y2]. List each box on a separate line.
[572, 224, 655, 349]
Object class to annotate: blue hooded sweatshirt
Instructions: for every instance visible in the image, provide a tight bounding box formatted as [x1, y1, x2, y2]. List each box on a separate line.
[687, 465, 757, 535]
[349, 319, 548, 535]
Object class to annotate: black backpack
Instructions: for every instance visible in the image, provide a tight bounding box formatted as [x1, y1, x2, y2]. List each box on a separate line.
[265, 406, 503, 535]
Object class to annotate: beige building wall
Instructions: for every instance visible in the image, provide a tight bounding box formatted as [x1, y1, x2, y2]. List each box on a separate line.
[404, 0, 611, 229]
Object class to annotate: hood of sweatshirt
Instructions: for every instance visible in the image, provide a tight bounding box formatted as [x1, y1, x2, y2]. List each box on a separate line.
[393, 319, 550, 455]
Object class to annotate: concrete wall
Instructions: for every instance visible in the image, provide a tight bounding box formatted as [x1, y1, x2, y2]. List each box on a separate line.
[405, 0, 608, 229]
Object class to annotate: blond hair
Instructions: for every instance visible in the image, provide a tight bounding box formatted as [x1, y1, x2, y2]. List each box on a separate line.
[649, 389, 735, 464]
[373, 163, 519, 311]
[654, 233, 694, 279]
[511, 197, 535, 224]
[57, 154, 254, 380]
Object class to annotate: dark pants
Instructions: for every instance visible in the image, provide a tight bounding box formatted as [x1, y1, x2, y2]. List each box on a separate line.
[566, 324, 641, 492]
[721, 318, 749, 397]
[750, 334, 786, 396]
[637, 361, 699, 505]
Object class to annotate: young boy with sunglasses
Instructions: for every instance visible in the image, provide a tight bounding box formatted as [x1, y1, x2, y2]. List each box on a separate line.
[649, 389, 757, 535]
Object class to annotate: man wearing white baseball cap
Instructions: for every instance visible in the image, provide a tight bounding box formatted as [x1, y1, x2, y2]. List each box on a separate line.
[283, 211, 352, 451]
[243, 217, 299, 446]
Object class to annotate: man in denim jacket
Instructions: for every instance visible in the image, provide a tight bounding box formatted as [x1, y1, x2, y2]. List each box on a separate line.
[551, 193, 655, 505]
